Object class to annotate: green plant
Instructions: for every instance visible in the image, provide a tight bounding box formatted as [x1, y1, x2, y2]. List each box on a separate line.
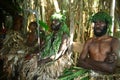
[58, 66, 90, 80]
[39, 20, 49, 31]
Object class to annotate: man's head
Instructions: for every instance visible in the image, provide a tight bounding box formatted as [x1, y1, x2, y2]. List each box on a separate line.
[93, 20, 108, 37]
[28, 21, 37, 32]
[51, 19, 61, 31]
[13, 15, 24, 31]
[91, 12, 112, 37]
[50, 12, 66, 31]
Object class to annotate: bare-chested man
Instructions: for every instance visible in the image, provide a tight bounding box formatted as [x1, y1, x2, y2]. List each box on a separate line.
[26, 21, 38, 46]
[77, 12, 120, 74]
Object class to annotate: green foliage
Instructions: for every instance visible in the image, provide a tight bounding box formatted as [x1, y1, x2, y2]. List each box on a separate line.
[61, 23, 70, 36]
[39, 20, 49, 31]
[40, 12, 69, 59]
[51, 10, 66, 22]
[90, 11, 112, 25]
[58, 66, 90, 80]
[41, 30, 63, 58]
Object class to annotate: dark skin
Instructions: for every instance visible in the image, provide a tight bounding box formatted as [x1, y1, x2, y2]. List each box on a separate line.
[51, 19, 61, 32]
[26, 22, 38, 46]
[13, 15, 23, 31]
[77, 21, 119, 74]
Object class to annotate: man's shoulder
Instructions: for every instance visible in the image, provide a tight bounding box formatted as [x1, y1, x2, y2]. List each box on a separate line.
[110, 36, 120, 48]
[110, 36, 119, 42]
[85, 38, 93, 44]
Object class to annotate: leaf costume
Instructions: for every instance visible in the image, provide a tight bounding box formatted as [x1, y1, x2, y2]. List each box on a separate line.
[90, 11, 112, 25]
[41, 23, 69, 58]
[41, 12, 69, 59]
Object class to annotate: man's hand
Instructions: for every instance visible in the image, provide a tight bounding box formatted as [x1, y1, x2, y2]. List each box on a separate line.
[105, 53, 117, 63]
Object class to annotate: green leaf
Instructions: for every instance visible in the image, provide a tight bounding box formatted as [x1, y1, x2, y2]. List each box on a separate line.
[81, 76, 89, 80]
[39, 20, 49, 31]
[59, 67, 89, 80]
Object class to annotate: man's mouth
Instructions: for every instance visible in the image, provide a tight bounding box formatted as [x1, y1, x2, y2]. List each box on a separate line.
[95, 29, 101, 32]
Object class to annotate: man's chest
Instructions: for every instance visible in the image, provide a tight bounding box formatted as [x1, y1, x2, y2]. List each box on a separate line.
[89, 39, 112, 55]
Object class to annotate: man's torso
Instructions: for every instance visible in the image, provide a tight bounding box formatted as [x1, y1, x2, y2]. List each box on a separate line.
[88, 36, 113, 62]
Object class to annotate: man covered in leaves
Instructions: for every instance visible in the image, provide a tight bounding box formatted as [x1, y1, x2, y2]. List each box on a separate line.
[29, 12, 73, 80]
[0, 15, 26, 80]
[77, 11, 120, 76]
[39, 12, 70, 63]
[0, 15, 25, 55]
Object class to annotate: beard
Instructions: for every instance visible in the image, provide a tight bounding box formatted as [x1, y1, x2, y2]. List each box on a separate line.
[51, 22, 61, 31]
[94, 26, 107, 37]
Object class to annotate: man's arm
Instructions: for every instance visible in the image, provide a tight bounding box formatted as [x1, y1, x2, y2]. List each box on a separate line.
[77, 38, 117, 73]
[82, 58, 116, 73]
[77, 39, 92, 67]
[111, 38, 120, 67]
[77, 57, 116, 73]
[95, 38, 119, 73]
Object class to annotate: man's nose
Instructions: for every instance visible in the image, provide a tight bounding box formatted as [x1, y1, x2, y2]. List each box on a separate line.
[96, 24, 100, 28]
[95, 23, 100, 27]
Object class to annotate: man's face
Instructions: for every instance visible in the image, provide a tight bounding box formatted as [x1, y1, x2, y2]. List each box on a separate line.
[93, 21, 108, 37]
[29, 25, 37, 32]
[51, 19, 61, 31]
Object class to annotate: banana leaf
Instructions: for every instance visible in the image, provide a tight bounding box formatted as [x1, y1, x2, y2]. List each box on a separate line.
[39, 20, 49, 31]
[58, 66, 89, 80]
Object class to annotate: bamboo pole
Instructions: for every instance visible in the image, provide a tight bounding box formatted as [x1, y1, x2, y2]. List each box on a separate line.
[110, 0, 116, 36]
[53, 0, 60, 13]
[41, 0, 46, 21]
